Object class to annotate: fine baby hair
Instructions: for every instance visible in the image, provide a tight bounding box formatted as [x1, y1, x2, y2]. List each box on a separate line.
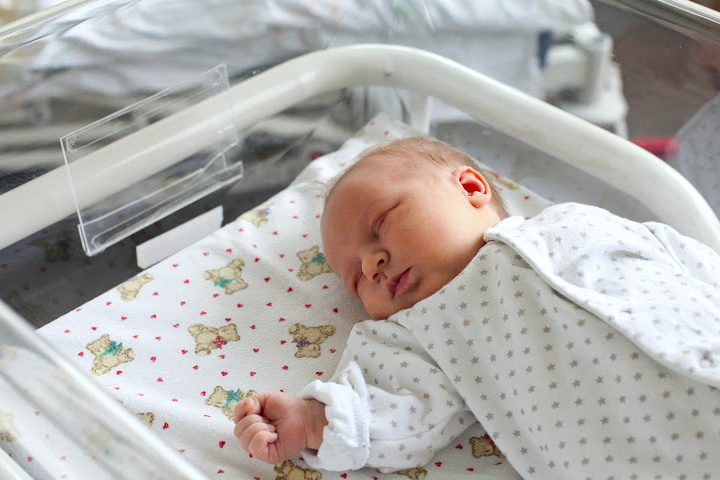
[323, 137, 511, 220]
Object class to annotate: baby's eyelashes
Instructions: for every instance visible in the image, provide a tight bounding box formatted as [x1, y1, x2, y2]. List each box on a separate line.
[353, 270, 363, 293]
[372, 207, 392, 239]
[372, 217, 382, 239]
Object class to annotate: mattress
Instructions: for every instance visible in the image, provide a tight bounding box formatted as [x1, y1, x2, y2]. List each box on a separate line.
[22, 114, 551, 479]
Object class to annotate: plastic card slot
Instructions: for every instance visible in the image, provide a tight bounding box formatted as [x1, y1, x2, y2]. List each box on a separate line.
[61, 64, 241, 256]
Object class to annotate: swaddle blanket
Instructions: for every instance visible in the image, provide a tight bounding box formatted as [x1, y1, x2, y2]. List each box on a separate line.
[21, 114, 549, 480]
[305, 202, 720, 477]
[460, 203, 720, 479]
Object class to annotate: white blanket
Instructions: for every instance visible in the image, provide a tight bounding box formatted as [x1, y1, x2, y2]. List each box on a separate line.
[303, 203, 720, 478]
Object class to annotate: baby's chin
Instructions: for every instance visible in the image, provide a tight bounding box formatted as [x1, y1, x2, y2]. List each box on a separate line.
[365, 303, 402, 321]
[364, 275, 450, 319]
[365, 293, 428, 320]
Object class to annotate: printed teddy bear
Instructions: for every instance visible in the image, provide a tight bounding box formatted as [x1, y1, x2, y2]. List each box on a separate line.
[203, 258, 249, 294]
[205, 386, 258, 420]
[136, 412, 155, 427]
[86, 334, 135, 376]
[274, 460, 322, 480]
[296, 246, 333, 282]
[28, 230, 73, 262]
[117, 272, 154, 301]
[393, 467, 427, 480]
[239, 204, 272, 227]
[470, 434, 505, 459]
[288, 323, 336, 359]
[188, 323, 240, 356]
[0, 410, 20, 442]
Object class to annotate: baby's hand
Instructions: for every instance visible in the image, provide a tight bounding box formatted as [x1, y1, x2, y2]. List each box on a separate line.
[233, 391, 326, 464]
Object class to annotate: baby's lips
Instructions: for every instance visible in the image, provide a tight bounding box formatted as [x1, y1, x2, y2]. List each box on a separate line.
[386, 268, 411, 297]
[385, 271, 402, 295]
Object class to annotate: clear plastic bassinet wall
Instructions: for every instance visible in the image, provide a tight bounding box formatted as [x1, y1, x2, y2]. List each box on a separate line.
[0, 0, 719, 477]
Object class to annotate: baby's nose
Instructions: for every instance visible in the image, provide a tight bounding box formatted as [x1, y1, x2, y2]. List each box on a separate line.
[362, 251, 388, 283]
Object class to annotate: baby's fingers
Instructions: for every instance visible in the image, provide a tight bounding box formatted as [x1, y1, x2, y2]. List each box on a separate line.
[233, 397, 256, 423]
[235, 419, 278, 460]
[234, 392, 276, 423]
[234, 414, 276, 442]
[247, 429, 280, 463]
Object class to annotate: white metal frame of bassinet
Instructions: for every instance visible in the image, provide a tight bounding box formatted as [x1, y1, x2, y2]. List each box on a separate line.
[0, 300, 210, 480]
[1, 44, 719, 253]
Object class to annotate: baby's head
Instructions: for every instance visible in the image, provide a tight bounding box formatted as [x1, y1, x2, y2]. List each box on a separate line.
[321, 137, 509, 320]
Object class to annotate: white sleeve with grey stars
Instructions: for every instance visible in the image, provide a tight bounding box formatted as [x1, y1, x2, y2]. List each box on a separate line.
[299, 319, 476, 472]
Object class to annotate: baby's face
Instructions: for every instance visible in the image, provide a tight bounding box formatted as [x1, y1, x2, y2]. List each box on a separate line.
[321, 154, 496, 319]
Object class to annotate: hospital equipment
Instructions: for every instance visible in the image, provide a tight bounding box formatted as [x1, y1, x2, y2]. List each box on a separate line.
[1, 1, 720, 478]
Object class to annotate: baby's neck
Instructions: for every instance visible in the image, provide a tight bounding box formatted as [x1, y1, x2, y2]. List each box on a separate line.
[479, 206, 503, 239]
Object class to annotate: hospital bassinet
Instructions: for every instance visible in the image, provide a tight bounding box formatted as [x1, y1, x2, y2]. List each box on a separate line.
[1, 1, 720, 479]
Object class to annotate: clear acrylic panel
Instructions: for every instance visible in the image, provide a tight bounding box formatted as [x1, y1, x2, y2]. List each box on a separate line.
[60, 64, 241, 256]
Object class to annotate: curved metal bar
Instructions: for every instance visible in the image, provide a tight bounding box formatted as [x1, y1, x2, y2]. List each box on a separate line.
[1, 44, 718, 251]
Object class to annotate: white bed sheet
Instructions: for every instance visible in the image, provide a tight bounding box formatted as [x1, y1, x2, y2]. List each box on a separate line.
[29, 114, 551, 479]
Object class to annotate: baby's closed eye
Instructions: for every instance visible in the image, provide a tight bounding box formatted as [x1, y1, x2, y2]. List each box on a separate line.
[372, 203, 397, 239]
[372, 211, 388, 239]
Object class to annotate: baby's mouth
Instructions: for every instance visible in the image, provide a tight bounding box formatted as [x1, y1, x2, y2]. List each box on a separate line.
[387, 268, 411, 297]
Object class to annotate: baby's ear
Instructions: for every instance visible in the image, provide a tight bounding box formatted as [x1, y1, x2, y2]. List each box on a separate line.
[453, 166, 492, 208]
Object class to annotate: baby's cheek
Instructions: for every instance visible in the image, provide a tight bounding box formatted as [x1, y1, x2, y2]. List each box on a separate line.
[416, 273, 447, 301]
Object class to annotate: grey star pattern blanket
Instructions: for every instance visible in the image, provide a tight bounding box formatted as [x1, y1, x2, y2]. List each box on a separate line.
[401, 203, 720, 479]
[302, 203, 720, 478]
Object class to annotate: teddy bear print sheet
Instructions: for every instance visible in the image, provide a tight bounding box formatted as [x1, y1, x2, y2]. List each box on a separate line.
[28, 114, 551, 480]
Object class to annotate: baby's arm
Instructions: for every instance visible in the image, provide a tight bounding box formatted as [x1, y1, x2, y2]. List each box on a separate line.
[233, 391, 327, 464]
[298, 320, 476, 472]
